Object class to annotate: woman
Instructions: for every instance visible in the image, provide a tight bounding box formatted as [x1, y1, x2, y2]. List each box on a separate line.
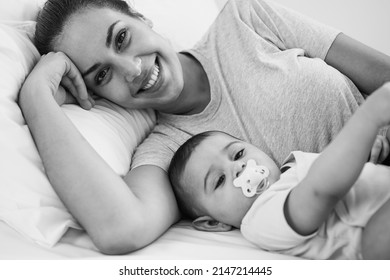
[19, 0, 390, 254]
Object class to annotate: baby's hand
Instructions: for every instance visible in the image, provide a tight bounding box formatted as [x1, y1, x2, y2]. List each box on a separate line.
[362, 83, 390, 128]
[369, 134, 390, 164]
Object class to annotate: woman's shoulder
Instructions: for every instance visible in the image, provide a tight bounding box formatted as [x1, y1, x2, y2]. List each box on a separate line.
[131, 122, 194, 171]
[190, 0, 266, 50]
[224, 0, 273, 13]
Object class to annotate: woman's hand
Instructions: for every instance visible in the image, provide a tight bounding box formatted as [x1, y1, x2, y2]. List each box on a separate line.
[21, 52, 94, 109]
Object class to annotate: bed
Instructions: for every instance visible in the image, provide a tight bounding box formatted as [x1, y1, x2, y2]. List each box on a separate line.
[0, 0, 301, 260]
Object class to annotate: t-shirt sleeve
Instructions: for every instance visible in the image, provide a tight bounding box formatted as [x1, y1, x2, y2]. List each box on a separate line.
[241, 188, 316, 251]
[240, 0, 341, 59]
[131, 131, 176, 172]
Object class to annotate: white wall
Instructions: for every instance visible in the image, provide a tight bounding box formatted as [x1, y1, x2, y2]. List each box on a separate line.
[272, 0, 390, 55]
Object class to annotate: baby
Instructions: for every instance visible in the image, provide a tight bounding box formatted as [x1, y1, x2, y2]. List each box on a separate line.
[168, 83, 390, 260]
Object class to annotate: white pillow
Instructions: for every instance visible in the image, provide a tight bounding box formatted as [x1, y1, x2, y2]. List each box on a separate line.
[0, 21, 155, 246]
[0, 0, 43, 21]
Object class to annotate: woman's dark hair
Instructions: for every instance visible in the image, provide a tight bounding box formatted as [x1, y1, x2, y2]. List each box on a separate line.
[35, 0, 145, 54]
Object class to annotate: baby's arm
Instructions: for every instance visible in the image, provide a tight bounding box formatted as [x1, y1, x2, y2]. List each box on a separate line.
[285, 83, 390, 236]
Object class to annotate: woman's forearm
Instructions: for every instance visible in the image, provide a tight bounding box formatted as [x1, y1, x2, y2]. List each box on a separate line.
[19, 82, 146, 252]
[18, 52, 180, 254]
[325, 33, 390, 95]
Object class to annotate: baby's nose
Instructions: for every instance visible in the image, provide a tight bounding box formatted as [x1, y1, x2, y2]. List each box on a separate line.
[235, 162, 246, 178]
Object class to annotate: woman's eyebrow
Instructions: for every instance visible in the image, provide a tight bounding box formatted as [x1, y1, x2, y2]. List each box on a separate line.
[204, 168, 211, 192]
[82, 20, 120, 77]
[82, 63, 101, 77]
[106, 20, 120, 47]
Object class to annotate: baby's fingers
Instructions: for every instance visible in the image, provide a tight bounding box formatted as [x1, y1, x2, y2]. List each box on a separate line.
[369, 137, 382, 164]
[369, 135, 389, 164]
[378, 135, 390, 163]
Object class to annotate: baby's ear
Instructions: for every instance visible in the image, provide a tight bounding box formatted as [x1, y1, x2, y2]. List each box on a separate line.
[192, 216, 232, 232]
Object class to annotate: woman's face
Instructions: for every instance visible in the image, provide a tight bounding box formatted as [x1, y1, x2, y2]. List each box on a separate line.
[54, 8, 184, 111]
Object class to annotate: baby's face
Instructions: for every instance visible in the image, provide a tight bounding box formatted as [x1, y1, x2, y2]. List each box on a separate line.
[182, 133, 280, 228]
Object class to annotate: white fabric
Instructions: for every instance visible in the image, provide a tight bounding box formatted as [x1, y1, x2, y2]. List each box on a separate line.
[62, 100, 155, 176]
[0, 220, 298, 260]
[0, 0, 45, 21]
[241, 151, 390, 259]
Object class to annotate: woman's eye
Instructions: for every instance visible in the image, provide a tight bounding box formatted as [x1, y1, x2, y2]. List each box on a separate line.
[116, 29, 127, 50]
[215, 175, 225, 189]
[95, 68, 109, 85]
[234, 149, 244, 160]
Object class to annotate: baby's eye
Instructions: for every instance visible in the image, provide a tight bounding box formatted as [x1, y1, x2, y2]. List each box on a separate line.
[215, 175, 225, 189]
[95, 68, 109, 85]
[116, 29, 127, 50]
[234, 149, 244, 160]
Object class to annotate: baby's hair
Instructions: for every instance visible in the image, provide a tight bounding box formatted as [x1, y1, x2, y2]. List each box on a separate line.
[35, 0, 145, 55]
[168, 130, 240, 219]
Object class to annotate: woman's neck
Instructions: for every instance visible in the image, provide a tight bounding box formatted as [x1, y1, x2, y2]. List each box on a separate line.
[169, 53, 210, 115]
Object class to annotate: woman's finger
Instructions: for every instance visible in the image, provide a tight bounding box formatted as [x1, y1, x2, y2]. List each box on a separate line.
[57, 52, 89, 101]
[88, 94, 96, 107]
[61, 76, 92, 109]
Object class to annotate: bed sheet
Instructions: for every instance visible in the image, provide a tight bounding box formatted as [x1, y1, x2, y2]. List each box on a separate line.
[0, 220, 298, 260]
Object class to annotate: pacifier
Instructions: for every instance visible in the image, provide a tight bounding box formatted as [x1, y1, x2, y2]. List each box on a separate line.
[233, 159, 270, 197]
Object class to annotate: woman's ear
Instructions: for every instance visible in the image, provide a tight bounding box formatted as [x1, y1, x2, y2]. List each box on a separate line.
[192, 216, 233, 232]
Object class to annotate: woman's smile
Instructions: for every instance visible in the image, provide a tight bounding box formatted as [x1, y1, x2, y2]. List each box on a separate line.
[140, 58, 160, 91]
[137, 57, 163, 96]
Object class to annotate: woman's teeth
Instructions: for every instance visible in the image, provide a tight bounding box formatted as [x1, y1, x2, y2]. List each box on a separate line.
[142, 63, 160, 91]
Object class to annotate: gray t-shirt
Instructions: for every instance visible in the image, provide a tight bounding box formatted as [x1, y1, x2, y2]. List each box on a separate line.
[131, 0, 364, 171]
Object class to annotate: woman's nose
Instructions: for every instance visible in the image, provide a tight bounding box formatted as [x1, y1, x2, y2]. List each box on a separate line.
[123, 57, 142, 83]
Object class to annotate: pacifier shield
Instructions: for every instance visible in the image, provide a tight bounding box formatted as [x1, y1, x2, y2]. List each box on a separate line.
[233, 159, 270, 197]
